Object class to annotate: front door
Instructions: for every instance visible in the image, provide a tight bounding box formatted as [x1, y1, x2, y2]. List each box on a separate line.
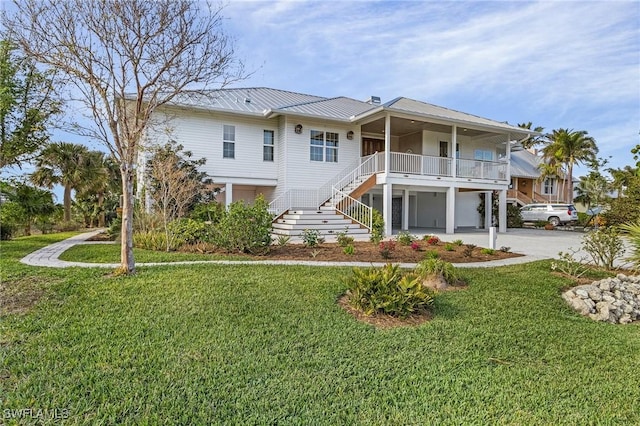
[392, 198, 402, 227]
[362, 138, 384, 156]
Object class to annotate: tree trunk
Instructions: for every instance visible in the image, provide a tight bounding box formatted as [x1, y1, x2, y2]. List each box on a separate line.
[98, 192, 105, 227]
[120, 165, 136, 274]
[567, 164, 574, 203]
[63, 185, 72, 222]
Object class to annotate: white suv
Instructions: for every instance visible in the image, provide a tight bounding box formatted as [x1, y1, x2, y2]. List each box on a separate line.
[520, 203, 578, 226]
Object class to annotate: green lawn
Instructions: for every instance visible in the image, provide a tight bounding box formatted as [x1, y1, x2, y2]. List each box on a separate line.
[1, 234, 639, 424]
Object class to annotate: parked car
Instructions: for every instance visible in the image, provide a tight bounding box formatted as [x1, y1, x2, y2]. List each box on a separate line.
[520, 203, 578, 226]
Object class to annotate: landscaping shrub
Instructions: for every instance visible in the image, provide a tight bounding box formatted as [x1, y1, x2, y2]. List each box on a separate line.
[463, 244, 476, 257]
[424, 235, 440, 245]
[582, 227, 625, 270]
[481, 248, 495, 255]
[551, 249, 590, 278]
[213, 195, 273, 254]
[190, 201, 225, 224]
[396, 231, 414, 246]
[424, 250, 439, 259]
[379, 240, 396, 259]
[134, 230, 184, 251]
[452, 239, 463, 246]
[444, 243, 455, 251]
[415, 258, 459, 284]
[343, 244, 355, 255]
[167, 218, 210, 244]
[54, 220, 82, 232]
[336, 228, 354, 247]
[301, 228, 324, 247]
[369, 209, 384, 244]
[274, 234, 290, 246]
[410, 241, 420, 251]
[345, 264, 435, 318]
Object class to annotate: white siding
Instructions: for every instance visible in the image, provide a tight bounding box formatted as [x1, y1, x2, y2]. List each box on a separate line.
[415, 192, 446, 228]
[148, 108, 278, 182]
[280, 118, 361, 193]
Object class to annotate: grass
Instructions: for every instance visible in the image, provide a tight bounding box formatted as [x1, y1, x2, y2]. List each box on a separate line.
[2, 234, 640, 424]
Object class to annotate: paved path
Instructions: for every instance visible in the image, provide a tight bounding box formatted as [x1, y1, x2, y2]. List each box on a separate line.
[20, 228, 600, 269]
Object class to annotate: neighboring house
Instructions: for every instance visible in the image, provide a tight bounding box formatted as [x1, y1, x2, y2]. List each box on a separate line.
[508, 147, 571, 206]
[136, 87, 535, 237]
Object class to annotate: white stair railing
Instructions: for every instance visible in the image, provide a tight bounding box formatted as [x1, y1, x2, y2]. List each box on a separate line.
[332, 187, 373, 230]
[269, 153, 379, 217]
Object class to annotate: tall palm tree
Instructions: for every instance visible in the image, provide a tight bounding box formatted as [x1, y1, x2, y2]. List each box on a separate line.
[31, 142, 95, 222]
[541, 129, 598, 203]
[517, 122, 546, 150]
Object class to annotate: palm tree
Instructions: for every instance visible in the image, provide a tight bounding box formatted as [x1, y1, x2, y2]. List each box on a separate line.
[541, 129, 598, 203]
[517, 122, 546, 150]
[0, 180, 55, 235]
[608, 165, 638, 196]
[75, 152, 121, 227]
[31, 142, 95, 222]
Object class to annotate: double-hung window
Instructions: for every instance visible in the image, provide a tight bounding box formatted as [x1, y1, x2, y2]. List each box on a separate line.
[474, 149, 493, 161]
[263, 130, 274, 161]
[543, 177, 555, 195]
[223, 125, 235, 159]
[310, 130, 338, 162]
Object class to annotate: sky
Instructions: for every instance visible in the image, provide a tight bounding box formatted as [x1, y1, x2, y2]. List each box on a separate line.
[3, 0, 639, 202]
[220, 0, 639, 174]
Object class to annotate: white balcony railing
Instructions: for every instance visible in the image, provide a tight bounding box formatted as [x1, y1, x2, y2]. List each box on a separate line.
[376, 152, 506, 181]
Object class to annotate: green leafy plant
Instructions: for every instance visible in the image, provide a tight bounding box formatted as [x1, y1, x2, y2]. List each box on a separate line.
[396, 231, 414, 246]
[444, 243, 455, 251]
[345, 264, 435, 318]
[378, 240, 396, 259]
[463, 244, 476, 258]
[134, 230, 184, 251]
[301, 228, 324, 247]
[212, 195, 273, 254]
[415, 258, 459, 284]
[369, 209, 384, 244]
[424, 250, 439, 260]
[581, 227, 625, 270]
[452, 239, 464, 246]
[343, 244, 355, 255]
[168, 218, 209, 245]
[481, 248, 495, 255]
[551, 249, 590, 278]
[310, 249, 321, 259]
[336, 228, 354, 247]
[619, 221, 640, 270]
[274, 234, 291, 246]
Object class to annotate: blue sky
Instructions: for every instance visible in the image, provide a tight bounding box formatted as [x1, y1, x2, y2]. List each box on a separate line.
[222, 0, 640, 174]
[4, 0, 638, 203]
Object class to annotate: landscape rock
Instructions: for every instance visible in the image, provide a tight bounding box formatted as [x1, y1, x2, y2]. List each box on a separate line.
[562, 274, 640, 324]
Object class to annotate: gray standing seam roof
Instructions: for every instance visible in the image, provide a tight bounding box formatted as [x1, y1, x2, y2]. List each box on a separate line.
[153, 87, 535, 136]
[510, 149, 543, 178]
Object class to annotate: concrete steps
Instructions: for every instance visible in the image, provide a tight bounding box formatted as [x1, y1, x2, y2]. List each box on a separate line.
[271, 208, 369, 237]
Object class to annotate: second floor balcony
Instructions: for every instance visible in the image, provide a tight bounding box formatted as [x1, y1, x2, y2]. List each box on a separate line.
[370, 152, 508, 182]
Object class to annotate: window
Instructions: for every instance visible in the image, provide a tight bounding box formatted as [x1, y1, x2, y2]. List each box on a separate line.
[223, 125, 235, 159]
[263, 130, 274, 161]
[326, 132, 338, 162]
[310, 130, 339, 162]
[474, 149, 493, 161]
[543, 178, 555, 195]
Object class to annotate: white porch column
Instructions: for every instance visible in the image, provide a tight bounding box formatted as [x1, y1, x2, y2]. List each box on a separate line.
[402, 189, 410, 231]
[384, 114, 391, 175]
[499, 189, 507, 233]
[506, 133, 511, 183]
[484, 191, 492, 229]
[225, 183, 233, 209]
[383, 183, 393, 237]
[451, 125, 457, 178]
[446, 187, 455, 234]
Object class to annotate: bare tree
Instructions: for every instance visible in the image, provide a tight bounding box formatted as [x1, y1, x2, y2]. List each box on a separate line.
[3, 0, 244, 273]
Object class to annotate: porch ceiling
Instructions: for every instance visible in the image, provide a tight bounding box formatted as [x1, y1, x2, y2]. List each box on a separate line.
[361, 116, 492, 138]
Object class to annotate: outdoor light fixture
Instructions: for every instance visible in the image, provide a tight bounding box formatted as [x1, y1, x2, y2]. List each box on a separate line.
[295, 124, 303, 134]
[347, 131, 354, 140]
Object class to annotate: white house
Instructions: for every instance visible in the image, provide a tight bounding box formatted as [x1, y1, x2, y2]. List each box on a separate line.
[137, 87, 534, 237]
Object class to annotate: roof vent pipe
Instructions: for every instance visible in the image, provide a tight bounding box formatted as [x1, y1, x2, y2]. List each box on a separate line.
[367, 96, 381, 105]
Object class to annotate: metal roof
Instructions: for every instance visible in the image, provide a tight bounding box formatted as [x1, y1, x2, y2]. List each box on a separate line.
[510, 149, 542, 178]
[150, 88, 536, 137]
[370, 97, 534, 137]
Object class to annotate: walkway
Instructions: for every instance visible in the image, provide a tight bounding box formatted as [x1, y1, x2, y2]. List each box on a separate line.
[20, 228, 594, 269]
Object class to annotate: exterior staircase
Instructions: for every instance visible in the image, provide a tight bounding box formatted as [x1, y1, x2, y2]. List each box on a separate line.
[269, 155, 379, 239]
[271, 207, 370, 238]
